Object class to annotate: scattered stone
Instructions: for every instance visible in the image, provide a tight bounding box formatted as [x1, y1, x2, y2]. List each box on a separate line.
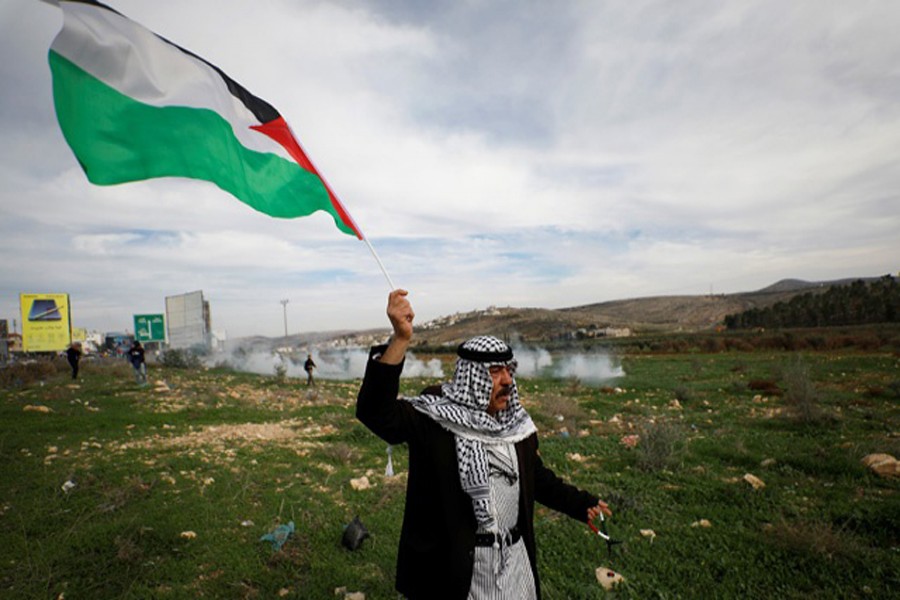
[743, 473, 766, 490]
[861, 454, 899, 479]
[668, 399, 682, 410]
[350, 476, 371, 491]
[23, 405, 52, 413]
[278, 588, 291, 597]
[566, 453, 588, 462]
[640, 529, 656, 542]
[61, 480, 76, 494]
[179, 531, 197, 539]
[595, 566, 625, 590]
[691, 519, 712, 528]
[619, 434, 640, 448]
[760, 458, 776, 468]
[241, 520, 255, 527]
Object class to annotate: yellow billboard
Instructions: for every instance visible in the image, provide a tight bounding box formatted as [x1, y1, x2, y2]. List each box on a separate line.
[20, 293, 71, 352]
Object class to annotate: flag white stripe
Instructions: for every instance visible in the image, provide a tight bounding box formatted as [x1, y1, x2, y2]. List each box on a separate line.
[51, 2, 290, 160]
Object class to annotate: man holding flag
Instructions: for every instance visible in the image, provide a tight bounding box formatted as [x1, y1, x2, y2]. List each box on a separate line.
[357, 290, 612, 599]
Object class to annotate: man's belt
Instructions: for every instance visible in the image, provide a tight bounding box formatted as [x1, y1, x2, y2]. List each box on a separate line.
[474, 526, 521, 547]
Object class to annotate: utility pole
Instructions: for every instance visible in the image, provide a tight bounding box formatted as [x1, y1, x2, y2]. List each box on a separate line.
[280, 299, 289, 337]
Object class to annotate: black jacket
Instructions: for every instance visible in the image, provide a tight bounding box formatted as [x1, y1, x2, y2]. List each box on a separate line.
[356, 348, 597, 600]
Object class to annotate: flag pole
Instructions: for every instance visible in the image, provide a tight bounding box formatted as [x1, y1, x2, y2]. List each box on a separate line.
[362, 237, 396, 290]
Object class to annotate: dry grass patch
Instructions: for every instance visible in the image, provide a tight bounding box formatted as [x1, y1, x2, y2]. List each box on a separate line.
[117, 420, 336, 455]
[764, 519, 871, 562]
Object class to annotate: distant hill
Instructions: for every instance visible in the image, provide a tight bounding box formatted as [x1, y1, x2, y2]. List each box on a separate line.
[233, 277, 886, 350]
[408, 277, 886, 346]
[755, 277, 880, 294]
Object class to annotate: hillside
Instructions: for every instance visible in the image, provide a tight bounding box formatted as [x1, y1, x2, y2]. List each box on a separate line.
[409, 278, 865, 346]
[235, 277, 880, 350]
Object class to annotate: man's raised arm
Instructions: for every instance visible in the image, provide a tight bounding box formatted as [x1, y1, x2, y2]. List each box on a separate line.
[379, 288, 414, 365]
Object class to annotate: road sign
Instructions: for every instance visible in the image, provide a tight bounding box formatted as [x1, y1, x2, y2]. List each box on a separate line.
[134, 314, 166, 342]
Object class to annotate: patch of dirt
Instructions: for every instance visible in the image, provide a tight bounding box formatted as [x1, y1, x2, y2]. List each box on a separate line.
[118, 420, 337, 451]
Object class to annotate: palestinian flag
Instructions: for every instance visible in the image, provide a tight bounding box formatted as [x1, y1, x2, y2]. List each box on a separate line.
[47, 0, 362, 238]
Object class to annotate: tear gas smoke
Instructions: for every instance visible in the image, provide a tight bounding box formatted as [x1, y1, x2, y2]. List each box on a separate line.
[212, 342, 622, 385]
[212, 347, 443, 380]
[552, 352, 625, 383]
[512, 344, 624, 384]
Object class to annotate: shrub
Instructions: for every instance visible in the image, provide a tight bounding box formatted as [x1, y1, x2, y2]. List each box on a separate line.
[159, 348, 203, 369]
[748, 379, 782, 395]
[673, 385, 693, 404]
[780, 357, 827, 424]
[635, 419, 683, 472]
[533, 393, 588, 430]
[273, 362, 287, 382]
[765, 519, 868, 562]
[888, 380, 900, 399]
[0, 358, 59, 388]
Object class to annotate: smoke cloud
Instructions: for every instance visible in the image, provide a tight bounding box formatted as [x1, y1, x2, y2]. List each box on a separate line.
[211, 347, 443, 380]
[211, 341, 622, 385]
[512, 344, 624, 384]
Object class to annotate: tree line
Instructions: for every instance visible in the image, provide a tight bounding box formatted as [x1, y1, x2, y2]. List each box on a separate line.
[725, 275, 899, 329]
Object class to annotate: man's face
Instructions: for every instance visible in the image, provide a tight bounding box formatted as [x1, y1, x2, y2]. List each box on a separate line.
[487, 364, 513, 415]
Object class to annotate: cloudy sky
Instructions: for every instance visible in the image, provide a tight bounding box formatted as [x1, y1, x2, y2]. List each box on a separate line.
[1, 0, 897, 339]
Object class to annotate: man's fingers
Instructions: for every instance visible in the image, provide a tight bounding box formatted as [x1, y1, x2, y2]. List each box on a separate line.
[389, 288, 408, 303]
[588, 501, 612, 521]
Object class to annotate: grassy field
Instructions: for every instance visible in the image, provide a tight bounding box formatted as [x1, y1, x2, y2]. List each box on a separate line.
[1, 348, 898, 599]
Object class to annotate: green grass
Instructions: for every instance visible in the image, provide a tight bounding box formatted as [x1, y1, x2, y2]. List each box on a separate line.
[1, 350, 898, 598]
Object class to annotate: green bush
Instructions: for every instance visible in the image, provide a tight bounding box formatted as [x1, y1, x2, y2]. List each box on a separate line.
[0, 358, 60, 388]
[273, 362, 287, 382]
[159, 348, 203, 369]
[780, 357, 827, 424]
[635, 419, 684, 472]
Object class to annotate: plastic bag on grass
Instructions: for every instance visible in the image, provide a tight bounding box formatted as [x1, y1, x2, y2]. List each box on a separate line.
[341, 516, 370, 551]
[260, 521, 294, 551]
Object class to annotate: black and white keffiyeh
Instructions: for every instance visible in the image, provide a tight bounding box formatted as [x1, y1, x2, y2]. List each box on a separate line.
[403, 336, 537, 531]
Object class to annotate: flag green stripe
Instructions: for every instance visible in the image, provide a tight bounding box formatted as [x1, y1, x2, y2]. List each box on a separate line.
[49, 50, 353, 232]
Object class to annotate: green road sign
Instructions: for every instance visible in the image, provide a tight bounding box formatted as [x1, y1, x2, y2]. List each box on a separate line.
[134, 314, 165, 342]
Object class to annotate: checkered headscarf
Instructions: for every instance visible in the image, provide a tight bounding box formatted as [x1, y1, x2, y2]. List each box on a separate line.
[404, 336, 536, 530]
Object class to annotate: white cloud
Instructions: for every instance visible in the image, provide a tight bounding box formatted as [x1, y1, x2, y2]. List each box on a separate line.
[0, 0, 897, 338]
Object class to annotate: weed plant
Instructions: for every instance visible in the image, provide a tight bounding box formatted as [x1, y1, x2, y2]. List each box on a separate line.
[780, 356, 826, 425]
[634, 419, 684, 472]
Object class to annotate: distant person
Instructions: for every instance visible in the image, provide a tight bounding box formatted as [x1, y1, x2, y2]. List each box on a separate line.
[356, 289, 611, 599]
[128, 341, 147, 385]
[304, 354, 317, 386]
[65, 342, 82, 380]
